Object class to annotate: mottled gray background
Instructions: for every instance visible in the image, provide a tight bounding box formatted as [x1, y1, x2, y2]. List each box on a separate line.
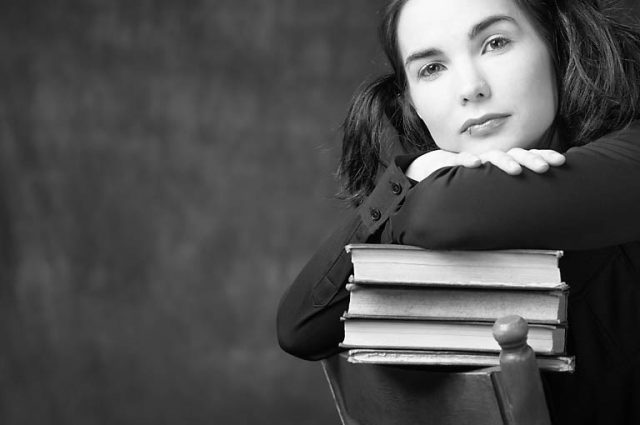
[0, 1, 638, 424]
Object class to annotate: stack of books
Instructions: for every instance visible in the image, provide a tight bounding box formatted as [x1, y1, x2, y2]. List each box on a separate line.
[340, 244, 574, 372]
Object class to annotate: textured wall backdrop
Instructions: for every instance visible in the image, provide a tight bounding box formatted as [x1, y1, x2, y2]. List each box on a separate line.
[0, 1, 386, 424]
[0, 1, 637, 424]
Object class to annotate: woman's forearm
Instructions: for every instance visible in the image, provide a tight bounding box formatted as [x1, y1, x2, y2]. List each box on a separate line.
[387, 122, 640, 250]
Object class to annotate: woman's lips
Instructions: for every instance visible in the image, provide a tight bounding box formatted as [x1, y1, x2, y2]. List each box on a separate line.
[461, 114, 511, 137]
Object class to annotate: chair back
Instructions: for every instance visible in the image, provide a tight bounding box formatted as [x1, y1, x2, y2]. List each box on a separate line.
[322, 355, 506, 425]
[321, 315, 552, 425]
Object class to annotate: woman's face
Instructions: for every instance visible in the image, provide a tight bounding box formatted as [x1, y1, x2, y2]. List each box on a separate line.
[397, 0, 557, 154]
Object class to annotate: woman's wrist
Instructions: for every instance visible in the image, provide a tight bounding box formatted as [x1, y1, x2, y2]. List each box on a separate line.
[405, 150, 479, 181]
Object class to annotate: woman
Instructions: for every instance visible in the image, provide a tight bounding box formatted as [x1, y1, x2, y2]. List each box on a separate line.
[278, 0, 640, 423]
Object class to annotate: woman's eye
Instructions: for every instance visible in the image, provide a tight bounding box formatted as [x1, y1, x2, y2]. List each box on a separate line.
[483, 36, 511, 53]
[418, 63, 446, 80]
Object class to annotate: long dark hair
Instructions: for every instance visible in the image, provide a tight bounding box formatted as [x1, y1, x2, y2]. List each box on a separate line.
[339, 0, 640, 204]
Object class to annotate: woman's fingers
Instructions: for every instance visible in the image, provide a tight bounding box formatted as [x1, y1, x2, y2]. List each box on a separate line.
[477, 148, 566, 175]
[530, 149, 566, 166]
[507, 148, 550, 173]
[508, 148, 567, 173]
[478, 151, 523, 175]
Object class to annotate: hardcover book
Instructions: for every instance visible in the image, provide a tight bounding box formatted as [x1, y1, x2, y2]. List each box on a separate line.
[340, 318, 566, 355]
[345, 282, 568, 324]
[345, 349, 575, 372]
[345, 244, 564, 289]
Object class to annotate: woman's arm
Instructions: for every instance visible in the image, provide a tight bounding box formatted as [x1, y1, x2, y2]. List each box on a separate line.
[276, 209, 358, 361]
[385, 121, 640, 250]
[277, 164, 412, 360]
[405, 148, 566, 180]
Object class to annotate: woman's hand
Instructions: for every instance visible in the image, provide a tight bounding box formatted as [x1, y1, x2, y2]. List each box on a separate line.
[406, 148, 566, 181]
[479, 148, 566, 175]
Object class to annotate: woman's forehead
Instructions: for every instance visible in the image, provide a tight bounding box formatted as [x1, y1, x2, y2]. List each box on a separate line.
[397, 0, 527, 58]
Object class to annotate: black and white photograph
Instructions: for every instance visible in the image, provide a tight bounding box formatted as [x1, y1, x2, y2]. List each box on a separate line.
[1, 0, 640, 424]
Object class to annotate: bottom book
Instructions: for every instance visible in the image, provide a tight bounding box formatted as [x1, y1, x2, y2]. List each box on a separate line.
[346, 349, 575, 372]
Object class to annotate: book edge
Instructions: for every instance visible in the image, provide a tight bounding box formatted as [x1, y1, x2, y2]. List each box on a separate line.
[346, 243, 563, 258]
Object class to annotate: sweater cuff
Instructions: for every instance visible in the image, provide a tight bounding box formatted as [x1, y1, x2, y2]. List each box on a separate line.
[357, 159, 412, 237]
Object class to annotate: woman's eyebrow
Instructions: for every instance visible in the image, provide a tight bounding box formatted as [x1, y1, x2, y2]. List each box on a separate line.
[468, 14, 517, 39]
[404, 48, 443, 68]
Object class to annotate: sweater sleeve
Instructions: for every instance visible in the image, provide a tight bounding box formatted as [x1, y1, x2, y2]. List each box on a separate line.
[386, 121, 640, 250]
[276, 163, 411, 360]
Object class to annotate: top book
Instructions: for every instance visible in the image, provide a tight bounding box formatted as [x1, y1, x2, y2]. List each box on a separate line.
[345, 244, 563, 289]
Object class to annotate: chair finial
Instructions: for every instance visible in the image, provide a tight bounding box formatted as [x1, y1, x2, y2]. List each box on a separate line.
[492, 315, 528, 350]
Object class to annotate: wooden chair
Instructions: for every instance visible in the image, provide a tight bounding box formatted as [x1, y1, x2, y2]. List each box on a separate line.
[321, 315, 552, 425]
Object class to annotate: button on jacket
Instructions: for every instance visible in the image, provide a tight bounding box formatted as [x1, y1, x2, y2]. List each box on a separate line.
[277, 121, 640, 425]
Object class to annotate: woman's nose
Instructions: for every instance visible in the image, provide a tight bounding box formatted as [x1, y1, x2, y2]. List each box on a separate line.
[458, 67, 491, 105]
